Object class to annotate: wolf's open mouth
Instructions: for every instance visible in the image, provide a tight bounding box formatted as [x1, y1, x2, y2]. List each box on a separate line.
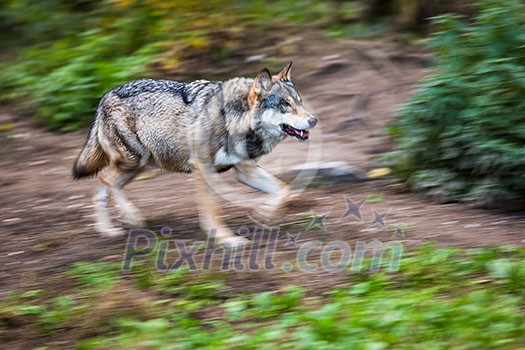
[281, 124, 309, 141]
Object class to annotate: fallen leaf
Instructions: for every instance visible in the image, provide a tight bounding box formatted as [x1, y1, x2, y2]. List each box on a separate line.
[135, 173, 157, 181]
[0, 123, 16, 131]
[367, 167, 391, 178]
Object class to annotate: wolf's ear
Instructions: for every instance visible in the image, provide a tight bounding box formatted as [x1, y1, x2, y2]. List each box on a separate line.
[252, 68, 273, 94]
[249, 68, 273, 106]
[274, 61, 293, 82]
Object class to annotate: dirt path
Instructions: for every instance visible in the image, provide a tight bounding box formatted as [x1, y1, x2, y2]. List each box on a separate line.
[1, 35, 524, 298]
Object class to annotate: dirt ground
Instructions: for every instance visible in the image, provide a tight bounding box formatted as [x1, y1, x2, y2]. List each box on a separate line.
[1, 30, 524, 301]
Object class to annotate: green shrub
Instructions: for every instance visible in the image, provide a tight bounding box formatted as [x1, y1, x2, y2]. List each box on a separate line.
[0, 0, 173, 130]
[0, 0, 341, 131]
[388, 0, 525, 207]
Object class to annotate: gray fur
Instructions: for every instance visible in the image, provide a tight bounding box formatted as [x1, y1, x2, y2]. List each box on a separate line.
[72, 63, 318, 244]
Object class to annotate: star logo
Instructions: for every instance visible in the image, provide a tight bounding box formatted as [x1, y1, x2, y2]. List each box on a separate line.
[393, 226, 405, 238]
[306, 211, 328, 232]
[339, 196, 366, 222]
[284, 232, 301, 247]
[368, 209, 389, 229]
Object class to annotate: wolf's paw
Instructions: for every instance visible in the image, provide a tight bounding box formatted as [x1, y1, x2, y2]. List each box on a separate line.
[253, 188, 290, 223]
[218, 236, 250, 249]
[252, 204, 281, 225]
[119, 209, 146, 228]
[120, 216, 146, 228]
[100, 227, 127, 238]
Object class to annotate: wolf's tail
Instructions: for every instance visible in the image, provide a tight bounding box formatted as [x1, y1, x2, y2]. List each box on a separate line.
[72, 118, 108, 180]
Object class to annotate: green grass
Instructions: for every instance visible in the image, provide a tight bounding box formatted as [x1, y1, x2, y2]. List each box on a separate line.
[1, 245, 524, 349]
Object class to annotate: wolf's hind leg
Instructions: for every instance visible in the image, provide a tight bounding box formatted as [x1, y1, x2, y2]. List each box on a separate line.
[102, 166, 146, 228]
[113, 171, 146, 228]
[93, 184, 125, 237]
[95, 161, 147, 234]
[91, 108, 149, 236]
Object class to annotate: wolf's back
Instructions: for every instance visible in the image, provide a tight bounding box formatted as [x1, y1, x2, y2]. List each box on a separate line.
[72, 78, 225, 178]
[72, 79, 180, 179]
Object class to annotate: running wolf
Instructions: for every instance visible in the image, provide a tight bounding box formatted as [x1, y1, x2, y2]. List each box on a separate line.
[73, 62, 318, 247]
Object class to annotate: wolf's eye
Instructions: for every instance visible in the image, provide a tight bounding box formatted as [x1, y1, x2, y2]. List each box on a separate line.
[279, 100, 291, 111]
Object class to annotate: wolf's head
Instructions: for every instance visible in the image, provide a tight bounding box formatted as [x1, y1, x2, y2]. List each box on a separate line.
[249, 62, 318, 142]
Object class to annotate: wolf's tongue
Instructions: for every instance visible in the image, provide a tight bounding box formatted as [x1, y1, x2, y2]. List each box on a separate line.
[281, 124, 309, 139]
[296, 130, 309, 138]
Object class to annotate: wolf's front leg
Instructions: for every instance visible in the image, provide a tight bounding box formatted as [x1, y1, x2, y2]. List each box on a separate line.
[235, 161, 290, 221]
[192, 162, 249, 248]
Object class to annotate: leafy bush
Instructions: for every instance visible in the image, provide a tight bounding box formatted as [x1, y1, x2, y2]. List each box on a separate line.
[0, 0, 343, 131]
[388, 0, 525, 207]
[0, 1, 243, 130]
[0, 0, 166, 130]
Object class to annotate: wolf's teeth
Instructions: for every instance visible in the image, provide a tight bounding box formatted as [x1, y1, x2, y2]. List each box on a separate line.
[300, 131, 304, 137]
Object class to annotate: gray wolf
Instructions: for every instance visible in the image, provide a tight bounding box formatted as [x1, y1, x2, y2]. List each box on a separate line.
[73, 62, 318, 247]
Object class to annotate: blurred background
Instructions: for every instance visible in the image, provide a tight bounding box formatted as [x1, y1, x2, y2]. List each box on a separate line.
[1, 0, 524, 349]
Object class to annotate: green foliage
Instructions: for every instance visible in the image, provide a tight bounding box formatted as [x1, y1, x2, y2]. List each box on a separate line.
[1, 296, 77, 334]
[1, 0, 166, 131]
[79, 246, 525, 349]
[0, 0, 351, 131]
[387, 0, 525, 206]
[2, 246, 525, 349]
[69, 261, 120, 289]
